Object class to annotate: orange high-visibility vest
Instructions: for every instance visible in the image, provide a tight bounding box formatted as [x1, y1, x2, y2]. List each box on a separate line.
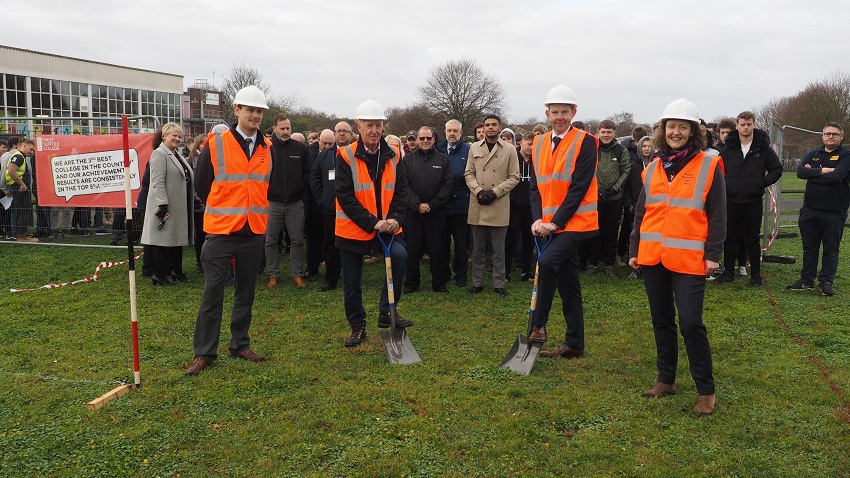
[637, 150, 722, 276]
[203, 130, 272, 235]
[335, 141, 402, 241]
[532, 128, 599, 234]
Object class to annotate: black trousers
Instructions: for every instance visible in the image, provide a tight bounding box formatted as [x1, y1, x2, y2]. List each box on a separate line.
[151, 244, 184, 277]
[798, 205, 847, 285]
[597, 198, 624, 266]
[305, 212, 324, 276]
[194, 211, 205, 267]
[506, 207, 534, 276]
[444, 213, 469, 285]
[405, 209, 449, 290]
[193, 233, 265, 361]
[321, 213, 341, 286]
[533, 233, 586, 349]
[641, 264, 714, 395]
[723, 201, 763, 276]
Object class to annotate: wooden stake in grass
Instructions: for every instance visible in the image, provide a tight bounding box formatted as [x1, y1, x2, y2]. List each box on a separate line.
[86, 384, 133, 411]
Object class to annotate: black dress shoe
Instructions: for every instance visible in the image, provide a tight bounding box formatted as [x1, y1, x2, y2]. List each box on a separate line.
[494, 288, 508, 297]
[171, 272, 190, 283]
[468, 286, 484, 294]
[151, 274, 174, 286]
[455, 278, 467, 287]
[318, 282, 336, 292]
[404, 286, 419, 294]
[303, 271, 318, 281]
[433, 285, 449, 293]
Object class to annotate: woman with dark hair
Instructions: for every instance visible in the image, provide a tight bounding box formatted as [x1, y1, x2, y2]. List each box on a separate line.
[628, 98, 726, 415]
[141, 122, 194, 286]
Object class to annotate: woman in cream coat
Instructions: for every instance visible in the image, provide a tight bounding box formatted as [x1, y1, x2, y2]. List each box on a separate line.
[141, 122, 194, 286]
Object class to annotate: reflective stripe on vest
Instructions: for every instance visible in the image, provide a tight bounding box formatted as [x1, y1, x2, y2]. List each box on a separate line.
[203, 130, 272, 235]
[532, 129, 598, 234]
[637, 151, 720, 275]
[4, 151, 25, 185]
[334, 141, 402, 241]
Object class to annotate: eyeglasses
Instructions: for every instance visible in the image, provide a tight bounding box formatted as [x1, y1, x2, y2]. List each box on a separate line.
[418, 137, 434, 141]
[335, 129, 352, 134]
[823, 132, 842, 137]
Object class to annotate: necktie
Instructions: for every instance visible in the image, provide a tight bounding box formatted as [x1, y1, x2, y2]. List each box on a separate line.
[552, 136, 561, 152]
[245, 137, 253, 157]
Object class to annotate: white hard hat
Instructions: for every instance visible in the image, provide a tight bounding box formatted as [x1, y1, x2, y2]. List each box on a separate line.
[660, 98, 699, 123]
[544, 84, 578, 106]
[232, 85, 269, 109]
[355, 99, 387, 120]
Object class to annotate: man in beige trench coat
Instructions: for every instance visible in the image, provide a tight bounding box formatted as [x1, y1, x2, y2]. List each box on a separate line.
[464, 114, 520, 297]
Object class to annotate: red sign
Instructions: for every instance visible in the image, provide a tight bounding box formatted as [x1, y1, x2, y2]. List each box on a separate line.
[34, 134, 154, 208]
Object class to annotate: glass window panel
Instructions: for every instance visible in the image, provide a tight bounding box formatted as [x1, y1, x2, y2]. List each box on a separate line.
[52, 79, 62, 94]
[31, 77, 40, 93]
[61, 81, 70, 95]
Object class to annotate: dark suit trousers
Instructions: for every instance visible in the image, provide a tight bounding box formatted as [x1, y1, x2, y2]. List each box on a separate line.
[405, 209, 449, 290]
[193, 233, 264, 361]
[723, 201, 763, 276]
[641, 264, 715, 395]
[533, 233, 585, 349]
[444, 214, 469, 284]
[305, 212, 324, 275]
[321, 213, 341, 285]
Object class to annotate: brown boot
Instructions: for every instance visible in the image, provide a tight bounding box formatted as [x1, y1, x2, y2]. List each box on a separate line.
[266, 277, 279, 288]
[528, 326, 547, 343]
[693, 394, 717, 415]
[642, 381, 677, 398]
[186, 356, 211, 376]
[539, 343, 584, 358]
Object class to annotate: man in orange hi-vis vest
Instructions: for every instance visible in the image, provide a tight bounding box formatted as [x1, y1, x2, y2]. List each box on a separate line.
[186, 86, 272, 376]
[335, 100, 410, 348]
[527, 84, 599, 359]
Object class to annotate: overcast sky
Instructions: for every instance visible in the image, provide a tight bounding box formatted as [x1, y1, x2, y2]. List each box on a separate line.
[10, 0, 850, 127]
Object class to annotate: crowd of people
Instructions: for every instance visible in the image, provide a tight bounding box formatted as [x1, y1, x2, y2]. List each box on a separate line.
[5, 84, 850, 416]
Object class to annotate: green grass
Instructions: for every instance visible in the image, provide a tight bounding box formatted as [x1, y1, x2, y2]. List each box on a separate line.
[1, 233, 849, 477]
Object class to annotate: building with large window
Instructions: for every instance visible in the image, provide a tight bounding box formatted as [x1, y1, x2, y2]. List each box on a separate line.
[0, 45, 183, 137]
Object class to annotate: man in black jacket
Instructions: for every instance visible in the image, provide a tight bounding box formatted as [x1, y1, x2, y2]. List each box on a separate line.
[264, 114, 311, 289]
[715, 111, 782, 286]
[787, 122, 850, 296]
[402, 126, 453, 293]
[309, 125, 351, 291]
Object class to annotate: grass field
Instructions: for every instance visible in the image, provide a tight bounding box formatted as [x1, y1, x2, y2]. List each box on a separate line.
[1, 226, 849, 477]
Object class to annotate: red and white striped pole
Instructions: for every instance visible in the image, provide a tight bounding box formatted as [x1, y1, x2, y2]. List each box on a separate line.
[122, 116, 141, 387]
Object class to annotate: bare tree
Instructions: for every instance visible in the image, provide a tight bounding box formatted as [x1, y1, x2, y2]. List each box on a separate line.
[607, 111, 637, 137]
[385, 103, 443, 139]
[417, 59, 507, 136]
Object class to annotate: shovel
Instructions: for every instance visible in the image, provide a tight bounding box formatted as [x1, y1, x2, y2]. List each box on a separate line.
[376, 233, 421, 365]
[500, 235, 551, 375]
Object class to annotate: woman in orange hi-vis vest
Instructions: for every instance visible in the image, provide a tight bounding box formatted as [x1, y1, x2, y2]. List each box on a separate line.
[628, 98, 727, 415]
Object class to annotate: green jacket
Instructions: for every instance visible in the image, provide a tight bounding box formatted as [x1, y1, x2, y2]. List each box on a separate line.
[596, 141, 631, 202]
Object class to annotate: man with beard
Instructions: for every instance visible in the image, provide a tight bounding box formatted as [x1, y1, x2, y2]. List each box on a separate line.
[464, 114, 520, 297]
